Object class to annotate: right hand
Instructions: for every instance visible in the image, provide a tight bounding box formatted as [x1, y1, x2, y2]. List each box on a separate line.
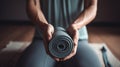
[41, 24, 54, 54]
[41, 24, 61, 61]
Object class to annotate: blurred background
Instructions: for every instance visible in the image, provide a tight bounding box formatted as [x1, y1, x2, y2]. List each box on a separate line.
[0, 0, 120, 67]
[0, 0, 120, 23]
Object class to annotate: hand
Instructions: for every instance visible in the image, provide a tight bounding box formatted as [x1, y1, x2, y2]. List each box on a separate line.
[41, 24, 54, 55]
[41, 24, 60, 61]
[58, 24, 79, 61]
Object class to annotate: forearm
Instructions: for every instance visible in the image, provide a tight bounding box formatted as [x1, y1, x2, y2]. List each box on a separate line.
[72, 0, 97, 30]
[26, 0, 48, 29]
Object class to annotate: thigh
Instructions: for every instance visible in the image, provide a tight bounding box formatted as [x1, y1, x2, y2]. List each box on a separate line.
[63, 40, 102, 67]
[16, 39, 59, 67]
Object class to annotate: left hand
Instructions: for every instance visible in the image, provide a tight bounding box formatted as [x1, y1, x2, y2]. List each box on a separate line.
[58, 24, 79, 61]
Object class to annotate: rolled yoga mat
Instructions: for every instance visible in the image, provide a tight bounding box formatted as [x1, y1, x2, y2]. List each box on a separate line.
[49, 27, 74, 58]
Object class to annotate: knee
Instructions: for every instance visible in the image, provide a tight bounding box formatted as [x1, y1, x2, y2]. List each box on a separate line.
[74, 40, 102, 67]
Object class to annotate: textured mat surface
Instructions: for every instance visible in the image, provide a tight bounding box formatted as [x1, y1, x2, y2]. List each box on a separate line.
[49, 27, 74, 58]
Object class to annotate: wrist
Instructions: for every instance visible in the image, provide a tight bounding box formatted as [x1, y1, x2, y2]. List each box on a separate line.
[40, 23, 54, 34]
[71, 22, 83, 30]
[38, 22, 48, 28]
[70, 23, 78, 30]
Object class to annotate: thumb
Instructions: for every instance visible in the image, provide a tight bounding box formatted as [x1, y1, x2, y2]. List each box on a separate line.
[73, 31, 79, 46]
[47, 24, 54, 41]
[47, 32, 53, 41]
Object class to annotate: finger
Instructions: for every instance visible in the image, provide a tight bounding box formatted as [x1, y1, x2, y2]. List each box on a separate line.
[47, 27, 54, 41]
[47, 32, 52, 41]
[53, 57, 60, 62]
[44, 30, 52, 41]
[63, 41, 78, 61]
[59, 49, 77, 61]
[59, 58, 65, 61]
[67, 49, 76, 59]
[73, 33, 79, 46]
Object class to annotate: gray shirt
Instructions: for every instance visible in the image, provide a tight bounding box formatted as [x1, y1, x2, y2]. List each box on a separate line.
[35, 0, 88, 40]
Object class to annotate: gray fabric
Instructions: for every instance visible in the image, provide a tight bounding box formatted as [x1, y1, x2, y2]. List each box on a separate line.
[39, 0, 88, 40]
[16, 39, 102, 67]
[40, 0, 84, 27]
[49, 27, 74, 58]
[35, 26, 88, 40]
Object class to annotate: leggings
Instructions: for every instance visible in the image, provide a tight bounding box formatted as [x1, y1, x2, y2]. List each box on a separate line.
[16, 38, 102, 67]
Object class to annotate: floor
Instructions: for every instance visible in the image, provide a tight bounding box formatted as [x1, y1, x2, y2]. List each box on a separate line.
[0, 25, 120, 62]
[88, 26, 120, 60]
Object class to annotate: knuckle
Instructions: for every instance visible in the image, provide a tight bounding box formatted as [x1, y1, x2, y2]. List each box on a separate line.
[73, 51, 76, 56]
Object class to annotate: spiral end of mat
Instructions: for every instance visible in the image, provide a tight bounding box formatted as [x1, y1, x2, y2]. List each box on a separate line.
[49, 27, 74, 58]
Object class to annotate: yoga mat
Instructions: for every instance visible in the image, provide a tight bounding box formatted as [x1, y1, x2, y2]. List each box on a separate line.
[49, 27, 74, 58]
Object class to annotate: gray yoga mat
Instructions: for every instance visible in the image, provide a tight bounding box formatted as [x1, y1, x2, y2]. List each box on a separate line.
[49, 27, 74, 58]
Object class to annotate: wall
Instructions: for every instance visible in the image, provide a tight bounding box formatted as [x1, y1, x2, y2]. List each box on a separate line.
[0, 0, 29, 21]
[0, 0, 120, 22]
[95, 0, 120, 22]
